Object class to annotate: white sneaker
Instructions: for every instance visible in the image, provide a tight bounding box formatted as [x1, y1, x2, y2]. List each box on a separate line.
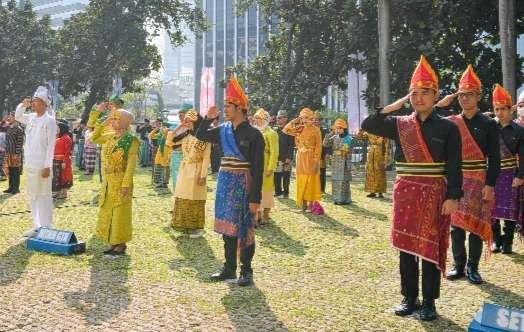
[22, 228, 38, 238]
[189, 230, 204, 239]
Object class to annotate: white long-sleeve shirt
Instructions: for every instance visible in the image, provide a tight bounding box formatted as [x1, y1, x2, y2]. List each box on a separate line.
[15, 103, 56, 169]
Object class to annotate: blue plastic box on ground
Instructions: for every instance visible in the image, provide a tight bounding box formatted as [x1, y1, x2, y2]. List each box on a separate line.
[469, 303, 524, 332]
[26, 227, 86, 256]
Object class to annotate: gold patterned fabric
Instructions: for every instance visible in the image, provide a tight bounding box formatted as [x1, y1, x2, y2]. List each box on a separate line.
[358, 132, 388, 193]
[172, 197, 206, 230]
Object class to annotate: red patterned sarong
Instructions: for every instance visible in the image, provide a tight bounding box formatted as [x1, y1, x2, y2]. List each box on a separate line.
[393, 114, 450, 273]
[449, 115, 493, 245]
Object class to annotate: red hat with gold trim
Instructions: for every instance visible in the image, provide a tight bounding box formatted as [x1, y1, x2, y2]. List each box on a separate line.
[492, 84, 512, 108]
[409, 55, 439, 91]
[458, 65, 482, 93]
[225, 77, 248, 110]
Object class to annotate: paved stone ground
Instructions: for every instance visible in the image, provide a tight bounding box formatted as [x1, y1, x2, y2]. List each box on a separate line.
[0, 167, 522, 331]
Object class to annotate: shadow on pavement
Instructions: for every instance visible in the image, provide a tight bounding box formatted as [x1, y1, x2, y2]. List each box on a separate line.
[0, 242, 33, 285]
[64, 236, 131, 326]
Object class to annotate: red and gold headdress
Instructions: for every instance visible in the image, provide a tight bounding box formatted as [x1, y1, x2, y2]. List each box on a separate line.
[409, 55, 439, 91]
[225, 77, 248, 110]
[492, 84, 512, 108]
[458, 65, 482, 93]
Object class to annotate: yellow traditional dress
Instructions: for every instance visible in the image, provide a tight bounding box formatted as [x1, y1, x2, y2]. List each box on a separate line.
[284, 123, 322, 204]
[149, 127, 171, 186]
[260, 127, 279, 209]
[358, 132, 389, 194]
[91, 123, 139, 245]
[170, 134, 211, 230]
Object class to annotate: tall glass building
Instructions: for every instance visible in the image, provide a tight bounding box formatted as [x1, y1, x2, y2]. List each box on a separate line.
[14, 0, 89, 28]
[194, 0, 277, 111]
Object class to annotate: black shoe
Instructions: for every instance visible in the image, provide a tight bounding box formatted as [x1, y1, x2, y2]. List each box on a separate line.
[237, 271, 253, 287]
[446, 266, 465, 280]
[10, 190, 20, 195]
[210, 268, 236, 282]
[491, 243, 501, 253]
[419, 299, 437, 321]
[394, 297, 420, 316]
[3, 189, 12, 194]
[501, 243, 513, 254]
[274, 193, 282, 197]
[466, 265, 483, 284]
[366, 193, 376, 198]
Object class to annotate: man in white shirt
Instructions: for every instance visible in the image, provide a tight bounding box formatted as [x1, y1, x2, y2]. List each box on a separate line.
[15, 86, 57, 237]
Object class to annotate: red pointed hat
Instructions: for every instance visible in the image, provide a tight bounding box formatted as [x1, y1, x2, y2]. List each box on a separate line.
[492, 84, 512, 107]
[225, 77, 248, 110]
[458, 65, 482, 93]
[409, 55, 439, 91]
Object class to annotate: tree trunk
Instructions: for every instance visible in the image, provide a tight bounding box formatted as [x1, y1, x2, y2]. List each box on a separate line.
[499, 0, 517, 101]
[82, 86, 105, 123]
[378, 0, 391, 106]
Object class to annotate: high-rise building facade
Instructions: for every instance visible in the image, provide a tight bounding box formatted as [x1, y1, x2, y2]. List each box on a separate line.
[194, 0, 276, 111]
[16, 0, 89, 28]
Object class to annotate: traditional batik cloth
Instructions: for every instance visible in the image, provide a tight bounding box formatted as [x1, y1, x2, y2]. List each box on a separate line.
[260, 127, 279, 209]
[492, 136, 518, 222]
[139, 139, 152, 167]
[275, 160, 292, 173]
[172, 198, 206, 230]
[170, 149, 183, 190]
[52, 134, 73, 191]
[83, 132, 97, 173]
[150, 128, 171, 186]
[392, 114, 450, 272]
[75, 138, 85, 168]
[214, 123, 255, 249]
[449, 115, 493, 245]
[91, 124, 139, 245]
[325, 134, 352, 204]
[361, 133, 388, 193]
[171, 134, 211, 230]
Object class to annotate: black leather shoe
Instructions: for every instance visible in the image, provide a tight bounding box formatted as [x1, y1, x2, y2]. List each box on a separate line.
[3, 188, 12, 194]
[366, 193, 376, 198]
[446, 266, 465, 280]
[466, 265, 483, 284]
[210, 268, 236, 282]
[501, 243, 513, 254]
[394, 297, 420, 316]
[237, 271, 253, 287]
[491, 243, 501, 253]
[420, 299, 437, 321]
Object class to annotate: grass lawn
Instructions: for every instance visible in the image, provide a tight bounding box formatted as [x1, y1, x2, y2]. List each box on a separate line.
[0, 167, 522, 331]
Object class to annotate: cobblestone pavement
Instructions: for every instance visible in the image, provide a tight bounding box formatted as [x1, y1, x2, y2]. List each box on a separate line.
[0, 169, 522, 331]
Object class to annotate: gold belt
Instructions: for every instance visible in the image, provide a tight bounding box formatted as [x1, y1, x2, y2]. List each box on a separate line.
[462, 159, 487, 172]
[501, 157, 517, 169]
[396, 162, 446, 177]
[220, 157, 251, 170]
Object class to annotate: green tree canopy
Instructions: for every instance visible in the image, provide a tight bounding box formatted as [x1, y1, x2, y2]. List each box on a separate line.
[237, 0, 524, 115]
[57, 0, 206, 121]
[0, 0, 58, 116]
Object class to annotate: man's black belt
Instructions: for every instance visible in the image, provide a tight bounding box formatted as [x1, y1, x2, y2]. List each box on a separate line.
[462, 159, 487, 171]
[500, 157, 517, 169]
[396, 162, 446, 177]
[220, 157, 251, 170]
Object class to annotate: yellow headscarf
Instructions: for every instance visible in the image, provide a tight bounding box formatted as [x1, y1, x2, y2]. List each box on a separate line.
[332, 118, 348, 130]
[299, 107, 314, 119]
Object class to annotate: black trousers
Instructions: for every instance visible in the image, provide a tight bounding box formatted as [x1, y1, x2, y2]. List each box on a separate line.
[8, 167, 21, 191]
[492, 219, 516, 246]
[400, 252, 441, 300]
[450, 226, 483, 268]
[320, 167, 326, 192]
[274, 171, 291, 195]
[223, 235, 255, 273]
